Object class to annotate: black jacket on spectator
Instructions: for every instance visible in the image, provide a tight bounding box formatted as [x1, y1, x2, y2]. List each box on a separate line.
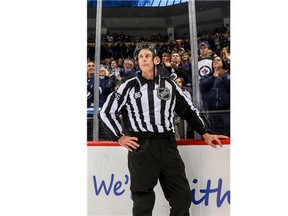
[200, 73, 230, 111]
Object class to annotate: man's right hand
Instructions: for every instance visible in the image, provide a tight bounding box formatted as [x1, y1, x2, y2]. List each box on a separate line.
[118, 135, 139, 152]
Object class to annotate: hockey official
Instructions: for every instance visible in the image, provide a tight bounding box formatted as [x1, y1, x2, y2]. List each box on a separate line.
[99, 43, 229, 216]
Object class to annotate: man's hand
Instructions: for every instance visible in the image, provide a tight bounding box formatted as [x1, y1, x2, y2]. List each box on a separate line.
[171, 62, 178, 70]
[118, 135, 139, 152]
[202, 133, 229, 148]
[164, 61, 171, 68]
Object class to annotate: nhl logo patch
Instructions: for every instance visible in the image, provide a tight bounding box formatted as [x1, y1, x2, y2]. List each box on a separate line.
[157, 87, 171, 100]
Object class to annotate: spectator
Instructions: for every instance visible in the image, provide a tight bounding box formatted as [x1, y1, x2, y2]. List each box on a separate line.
[178, 47, 185, 56]
[158, 52, 172, 79]
[99, 67, 110, 108]
[220, 46, 230, 72]
[200, 56, 230, 136]
[109, 60, 120, 75]
[158, 51, 189, 82]
[117, 58, 124, 69]
[181, 51, 193, 96]
[105, 60, 122, 96]
[87, 61, 95, 141]
[87, 61, 95, 108]
[169, 51, 190, 82]
[198, 41, 213, 78]
[120, 58, 136, 82]
[214, 44, 222, 57]
[174, 77, 192, 139]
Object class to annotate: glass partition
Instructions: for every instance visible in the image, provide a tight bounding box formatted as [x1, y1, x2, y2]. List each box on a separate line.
[87, 0, 230, 141]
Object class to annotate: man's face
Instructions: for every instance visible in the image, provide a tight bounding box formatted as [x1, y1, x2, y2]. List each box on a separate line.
[124, 60, 134, 71]
[87, 62, 95, 76]
[110, 61, 117, 69]
[162, 55, 170, 64]
[171, 53, 181, 64]
[199, 45, 208, 56]
[138, 49, 154, 73]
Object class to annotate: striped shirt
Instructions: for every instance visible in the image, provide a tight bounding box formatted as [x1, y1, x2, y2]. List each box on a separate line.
[99, 73, 209, 141]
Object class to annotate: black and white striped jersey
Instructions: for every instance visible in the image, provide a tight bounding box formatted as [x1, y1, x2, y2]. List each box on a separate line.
[99, 73, 209, 141]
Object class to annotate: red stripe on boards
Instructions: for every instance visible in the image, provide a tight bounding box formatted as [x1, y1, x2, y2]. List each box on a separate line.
[87, 138, 230, 146]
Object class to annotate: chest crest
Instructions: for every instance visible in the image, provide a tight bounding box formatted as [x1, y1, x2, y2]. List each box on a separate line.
[157, 87, 171, 100]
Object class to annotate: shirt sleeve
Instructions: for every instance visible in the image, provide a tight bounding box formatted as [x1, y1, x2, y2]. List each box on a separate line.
[98, 83, 128, 141]
[174, 84, 209, 136]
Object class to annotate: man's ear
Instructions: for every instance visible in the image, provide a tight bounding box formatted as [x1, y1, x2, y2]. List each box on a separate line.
[153, 56, 161, 65]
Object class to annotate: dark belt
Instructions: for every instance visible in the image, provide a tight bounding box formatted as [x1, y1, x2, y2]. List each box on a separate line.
[129, 131, 174, 138]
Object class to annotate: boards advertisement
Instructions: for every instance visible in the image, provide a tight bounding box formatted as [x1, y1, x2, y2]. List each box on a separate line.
[87, 141, 230, 216]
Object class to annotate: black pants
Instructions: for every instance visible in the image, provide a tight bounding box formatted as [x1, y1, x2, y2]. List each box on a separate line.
[128, 136, 191, 216]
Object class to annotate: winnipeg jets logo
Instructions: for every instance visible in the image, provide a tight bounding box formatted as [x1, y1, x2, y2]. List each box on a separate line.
[157, 87, 171, 100]
[199, 66, 212, 77]
[134, 91, 142, 99]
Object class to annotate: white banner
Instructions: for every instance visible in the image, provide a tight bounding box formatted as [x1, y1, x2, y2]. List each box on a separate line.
[87, 144, 230, 216]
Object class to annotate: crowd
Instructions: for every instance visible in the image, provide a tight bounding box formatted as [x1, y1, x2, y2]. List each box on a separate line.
[88, 32, 169, 44]
[87, 26, 230, 60]
[87, 28, 230, 141]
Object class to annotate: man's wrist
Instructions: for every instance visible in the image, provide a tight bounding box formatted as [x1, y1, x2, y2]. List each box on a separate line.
[202, 132, 209, 139]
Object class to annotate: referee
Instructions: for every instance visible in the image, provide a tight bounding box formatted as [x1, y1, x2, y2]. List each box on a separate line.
[99, 43, 229, 216]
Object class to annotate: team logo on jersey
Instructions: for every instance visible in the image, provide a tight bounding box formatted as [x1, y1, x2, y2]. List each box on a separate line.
[157, 87, 171, 100]
[114, 92, 121, 101]
[134, 91, 142, 99]
[199, 66, 212, 77]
